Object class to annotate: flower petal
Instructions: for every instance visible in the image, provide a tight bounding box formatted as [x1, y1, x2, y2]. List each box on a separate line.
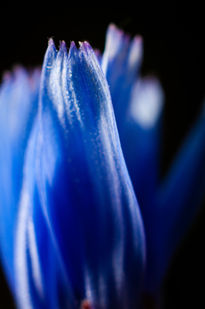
[102, 24, 143, 136]
[122, 77, 164, 294]
[124, 77, 164, 208]
[150, 105, 205, 290]
[0, 68, 40, 292]
[101, 25, 164, 216]
[15, 118, 73, 309]
[15, 40, 145, 308]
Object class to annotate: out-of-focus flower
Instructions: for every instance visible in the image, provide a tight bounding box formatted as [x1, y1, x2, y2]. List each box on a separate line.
[0, 24, 204, 309]
[102, 24, 205, 296]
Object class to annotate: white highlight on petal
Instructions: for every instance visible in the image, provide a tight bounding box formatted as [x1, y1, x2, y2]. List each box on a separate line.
[84, 268, 93, 301]
[14, 120, 43, 309]
[101, 24, 124, 73]
[127, 36, 143, 71]
[130, 77, 164, 129]
[27, 217, 44, 298]
[49, 51, 65, 125]
[15, 190, 33, 309]
[62, 44, 83, 128]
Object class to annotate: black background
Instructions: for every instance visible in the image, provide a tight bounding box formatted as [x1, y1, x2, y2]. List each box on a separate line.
[0, 5, 205, 308]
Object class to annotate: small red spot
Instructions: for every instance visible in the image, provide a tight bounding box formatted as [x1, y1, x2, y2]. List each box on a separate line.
[81, 299, 92, 309]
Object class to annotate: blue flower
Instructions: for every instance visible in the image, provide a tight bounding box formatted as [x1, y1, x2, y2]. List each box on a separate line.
[102, 24, 205, 295]
[0, 24, 204, 309]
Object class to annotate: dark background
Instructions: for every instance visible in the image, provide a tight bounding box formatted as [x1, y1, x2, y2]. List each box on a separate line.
[0, 5, 205, 308]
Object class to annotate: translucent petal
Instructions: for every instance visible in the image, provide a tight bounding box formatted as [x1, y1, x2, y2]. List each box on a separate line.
[0, 68, 40, 293]
[124, 77, 164, 208]
[14, 40, 145, 308]
[102, 24, 143, 136]
[122, 77, 164, 294]
[101, 25, 164, 214]
[149, 105, 205, 290]
[15, 118, 73, 309]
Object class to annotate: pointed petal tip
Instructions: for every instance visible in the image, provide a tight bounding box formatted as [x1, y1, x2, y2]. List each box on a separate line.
[79, 42, 100, 65]
[59, 40, 67, 54]
[94, 48, 101, 59]
[1, 65, 28, 84]
[108, 23, 131, 40]
[48, 38, 55, 48]
[12, 65, 27, 77]
[70, 41, 77, 48]
[108, 23, 121, 34]
[108, 23, 117, 30]
[46, 38, 57, 57]
[2, 70, 12, 82]
[133, 34, 143, 44]
[68, 41, 78, 58]
[79, 41, 92, 51]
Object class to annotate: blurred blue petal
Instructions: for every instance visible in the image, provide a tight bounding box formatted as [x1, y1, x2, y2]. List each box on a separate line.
[124, 76, 164, 207]
[101, 25, 165, 294]
[12, 39, 145, 308]
[101, 24, 205, 295]
[102, 24, 143, 136]
[150, 105, 205, 290]
[123, 78, 165, 294]
[0, 68, 40, 293]
[101, 25, 164, 208]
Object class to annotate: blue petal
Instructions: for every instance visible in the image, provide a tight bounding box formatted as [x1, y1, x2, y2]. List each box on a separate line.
[0, 68, 40, 293]
[122, 77, 164, 294]
[148, 104, 205, 290]
[102, 24, 143, 136]
[94, 49, 102, 64]
[101, 25, 164, 214]
[14, 40, 145, 308]
[123, 77, 164, 208]
[14, 118, 73, 309]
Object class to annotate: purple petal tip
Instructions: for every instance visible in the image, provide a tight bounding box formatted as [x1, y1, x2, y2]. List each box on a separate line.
[134, 35, 143, 44]
[2, 71, 12, 81]
[68, 41, 78, 58]
[108, 23, 129, 39]
[108, 23, 118, 32]
[79, 41, 92, 52]
[70, 41, 77, 49]
[48, 38, 55, 47]
[59, 40, 67, 53]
